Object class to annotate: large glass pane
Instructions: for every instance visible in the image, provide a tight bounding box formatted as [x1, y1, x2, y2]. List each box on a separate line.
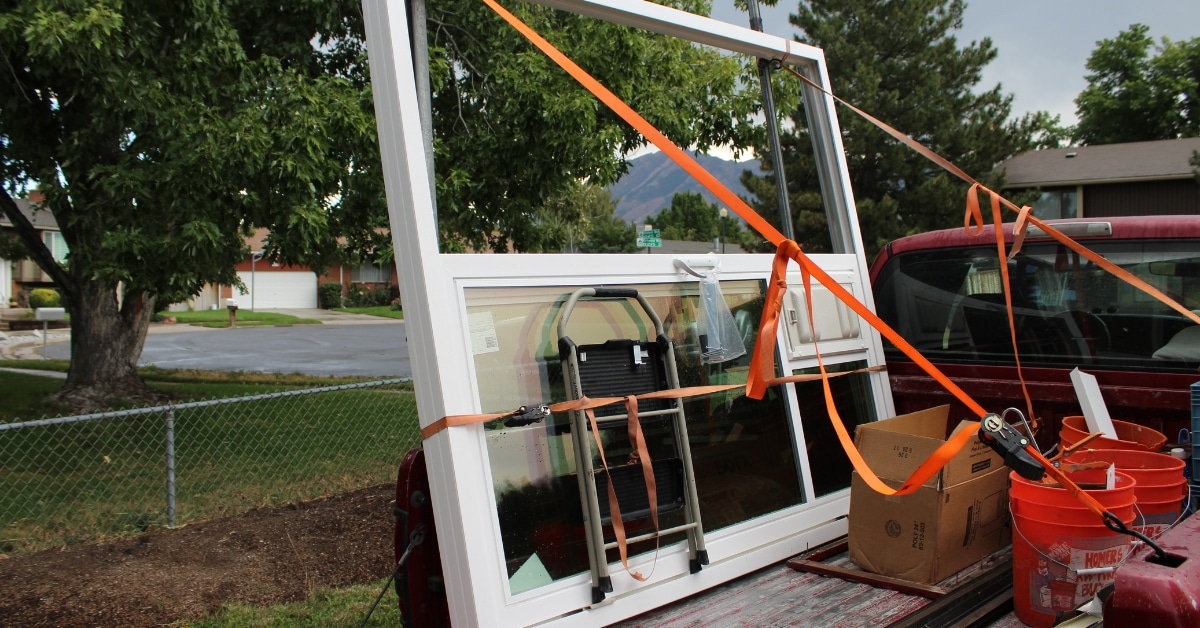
[465, 280, 805, 594]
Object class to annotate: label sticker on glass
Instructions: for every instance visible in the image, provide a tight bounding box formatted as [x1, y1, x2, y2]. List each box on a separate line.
[469, 311, 500, 355]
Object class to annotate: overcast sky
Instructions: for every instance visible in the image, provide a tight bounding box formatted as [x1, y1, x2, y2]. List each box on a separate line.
[708, 0, 1200, 127]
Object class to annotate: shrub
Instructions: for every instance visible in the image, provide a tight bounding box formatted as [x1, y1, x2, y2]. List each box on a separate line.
[374, 286, 391, 307]
[28, 288, 61, 309]
[389, 297, 403, 312]
[344, 284, 391, 308]
[318, 283, 343, 309]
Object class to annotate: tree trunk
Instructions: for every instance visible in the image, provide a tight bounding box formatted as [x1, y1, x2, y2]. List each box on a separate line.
[52, 281, 164, 411]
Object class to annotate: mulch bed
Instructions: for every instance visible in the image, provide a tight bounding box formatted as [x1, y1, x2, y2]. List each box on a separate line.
[0, 484, 396, 627]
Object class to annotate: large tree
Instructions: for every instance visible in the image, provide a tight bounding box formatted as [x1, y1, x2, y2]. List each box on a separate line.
[1, 1, 753, 409]
[1073, 24, 1200, 145]
[0, 1, 379, 409]
[651, 191, 753, 248]
[742, 0, 1066, 256]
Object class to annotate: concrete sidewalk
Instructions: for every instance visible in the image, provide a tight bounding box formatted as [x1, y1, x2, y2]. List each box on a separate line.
[0, 308, 402, 360]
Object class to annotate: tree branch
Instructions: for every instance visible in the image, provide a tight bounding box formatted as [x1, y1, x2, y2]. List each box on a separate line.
[0, 189, 77, 297]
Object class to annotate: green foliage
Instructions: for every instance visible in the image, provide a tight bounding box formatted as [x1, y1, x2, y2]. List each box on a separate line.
[427, 0, 759, 252]
[344, 284, 391, 308]
[528, 182, 624, 252]
[651, 191, 754, 248]
[580, 216, 640, 253]
[1073, 24, 1200, 145]
[0, 1, 377, 403]
[742, 0, 1064, 258]
[0, 0, 757, 404]
[27, 288, 61, 309]
[0, 230, 27, 261]
[318, 283, 343, 310]
[169, 310, 320, 328]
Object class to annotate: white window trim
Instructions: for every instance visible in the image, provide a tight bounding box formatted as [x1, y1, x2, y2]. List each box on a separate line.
[364, 1, 892, 625]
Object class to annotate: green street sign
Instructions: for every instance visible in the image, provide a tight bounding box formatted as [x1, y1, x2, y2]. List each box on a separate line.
[636, 235, 662, 247]
[637, 229, 661, 247]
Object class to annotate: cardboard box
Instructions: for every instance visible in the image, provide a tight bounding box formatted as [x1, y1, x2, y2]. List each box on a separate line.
[848, 405, 1010, 584]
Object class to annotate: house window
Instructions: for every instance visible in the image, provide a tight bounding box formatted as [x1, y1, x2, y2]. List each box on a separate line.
[1031, 189, 1078, 220]
[351, 263, 389, 283]
[42, 231, 68, 264]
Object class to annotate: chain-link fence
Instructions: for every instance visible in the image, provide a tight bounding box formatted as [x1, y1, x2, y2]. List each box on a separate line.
[0, 379, 419, 555]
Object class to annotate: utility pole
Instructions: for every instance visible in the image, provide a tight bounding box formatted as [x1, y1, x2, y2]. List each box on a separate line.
[746, 0, 795, 241]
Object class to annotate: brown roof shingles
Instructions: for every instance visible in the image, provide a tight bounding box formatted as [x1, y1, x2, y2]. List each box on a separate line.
[998, 137, 1200, 187]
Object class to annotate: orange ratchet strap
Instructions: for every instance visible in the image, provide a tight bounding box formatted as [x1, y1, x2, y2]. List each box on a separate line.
[421, 370, 878, 440]
[586, 398, 657, 581]
[976, 187, 1037, 423]
[420, 384, 736, 440]
[480, 0, 989, 499]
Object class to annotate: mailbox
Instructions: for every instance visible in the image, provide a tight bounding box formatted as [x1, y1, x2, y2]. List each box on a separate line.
[35, 307, 66, 321]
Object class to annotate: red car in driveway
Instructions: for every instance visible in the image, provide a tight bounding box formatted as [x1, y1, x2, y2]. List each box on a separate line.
[869, 216, 1200, 445]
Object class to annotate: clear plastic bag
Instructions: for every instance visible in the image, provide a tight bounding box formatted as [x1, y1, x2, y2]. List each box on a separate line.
[697, 270, 747, 364]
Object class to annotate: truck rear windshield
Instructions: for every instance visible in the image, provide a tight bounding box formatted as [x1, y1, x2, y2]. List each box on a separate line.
[873, 239, 1200, 372]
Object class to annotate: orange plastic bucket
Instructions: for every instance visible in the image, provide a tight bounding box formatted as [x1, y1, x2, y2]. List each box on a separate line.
[1065, 449, 1187, 537]
[1059, 415, 1167, 452]
[1010, 469, 1136, 628]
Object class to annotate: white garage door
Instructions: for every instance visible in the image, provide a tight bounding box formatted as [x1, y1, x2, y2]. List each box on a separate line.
[235, 271, 318, 309]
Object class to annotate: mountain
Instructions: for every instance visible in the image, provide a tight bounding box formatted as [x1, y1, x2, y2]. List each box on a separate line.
[608, 151, 763, 225]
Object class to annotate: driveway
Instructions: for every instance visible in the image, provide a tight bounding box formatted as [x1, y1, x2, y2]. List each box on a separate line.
[36, 309, 411, 378]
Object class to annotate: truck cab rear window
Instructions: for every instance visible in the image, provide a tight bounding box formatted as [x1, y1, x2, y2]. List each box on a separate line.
[873, 240, 1200, 371]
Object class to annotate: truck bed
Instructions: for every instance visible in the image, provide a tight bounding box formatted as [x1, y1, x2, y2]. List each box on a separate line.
[613, 540, 1023, 627]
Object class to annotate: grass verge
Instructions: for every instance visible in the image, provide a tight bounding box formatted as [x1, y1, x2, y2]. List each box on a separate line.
[187, 579, 404, 627]
[0, 367, 418, 554]
[166, 310, 321, 328]
[332, 306, 404, 319]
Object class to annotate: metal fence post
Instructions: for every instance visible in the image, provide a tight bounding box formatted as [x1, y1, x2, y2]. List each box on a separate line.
[164, 407, 176, 528]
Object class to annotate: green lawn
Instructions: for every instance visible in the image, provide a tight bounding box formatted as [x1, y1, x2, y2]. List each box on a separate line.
[187, 579, 404, 627]
[167, 310, 322, 328]
[0, 368, 73, 420]
[0, 366, 419, 554]
[332, 305, 404, 319]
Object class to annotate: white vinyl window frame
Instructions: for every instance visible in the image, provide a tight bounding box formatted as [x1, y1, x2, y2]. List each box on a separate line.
[363, 1, 894, 625]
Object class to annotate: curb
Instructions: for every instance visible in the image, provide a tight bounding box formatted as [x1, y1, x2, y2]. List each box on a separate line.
[0, 330, 70, 360]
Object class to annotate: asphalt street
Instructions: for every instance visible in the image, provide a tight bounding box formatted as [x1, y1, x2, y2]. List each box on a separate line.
[42, 317, 411, 378]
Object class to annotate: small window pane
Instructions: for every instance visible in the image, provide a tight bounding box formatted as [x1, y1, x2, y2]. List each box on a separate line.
[351, 264, 387, 283]
[42, 232, 68, 264]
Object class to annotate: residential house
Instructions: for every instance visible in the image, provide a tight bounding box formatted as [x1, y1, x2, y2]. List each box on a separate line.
[177, 228, 399, 311]
[0, 196, 67, 307]
[996, 137, 1200, 219]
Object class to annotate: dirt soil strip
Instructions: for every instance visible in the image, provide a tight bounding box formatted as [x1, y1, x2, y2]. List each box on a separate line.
[0, 484, 396, 627]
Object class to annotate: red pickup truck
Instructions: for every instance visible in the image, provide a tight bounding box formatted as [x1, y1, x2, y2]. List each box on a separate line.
[869, 216, 1200, 445]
